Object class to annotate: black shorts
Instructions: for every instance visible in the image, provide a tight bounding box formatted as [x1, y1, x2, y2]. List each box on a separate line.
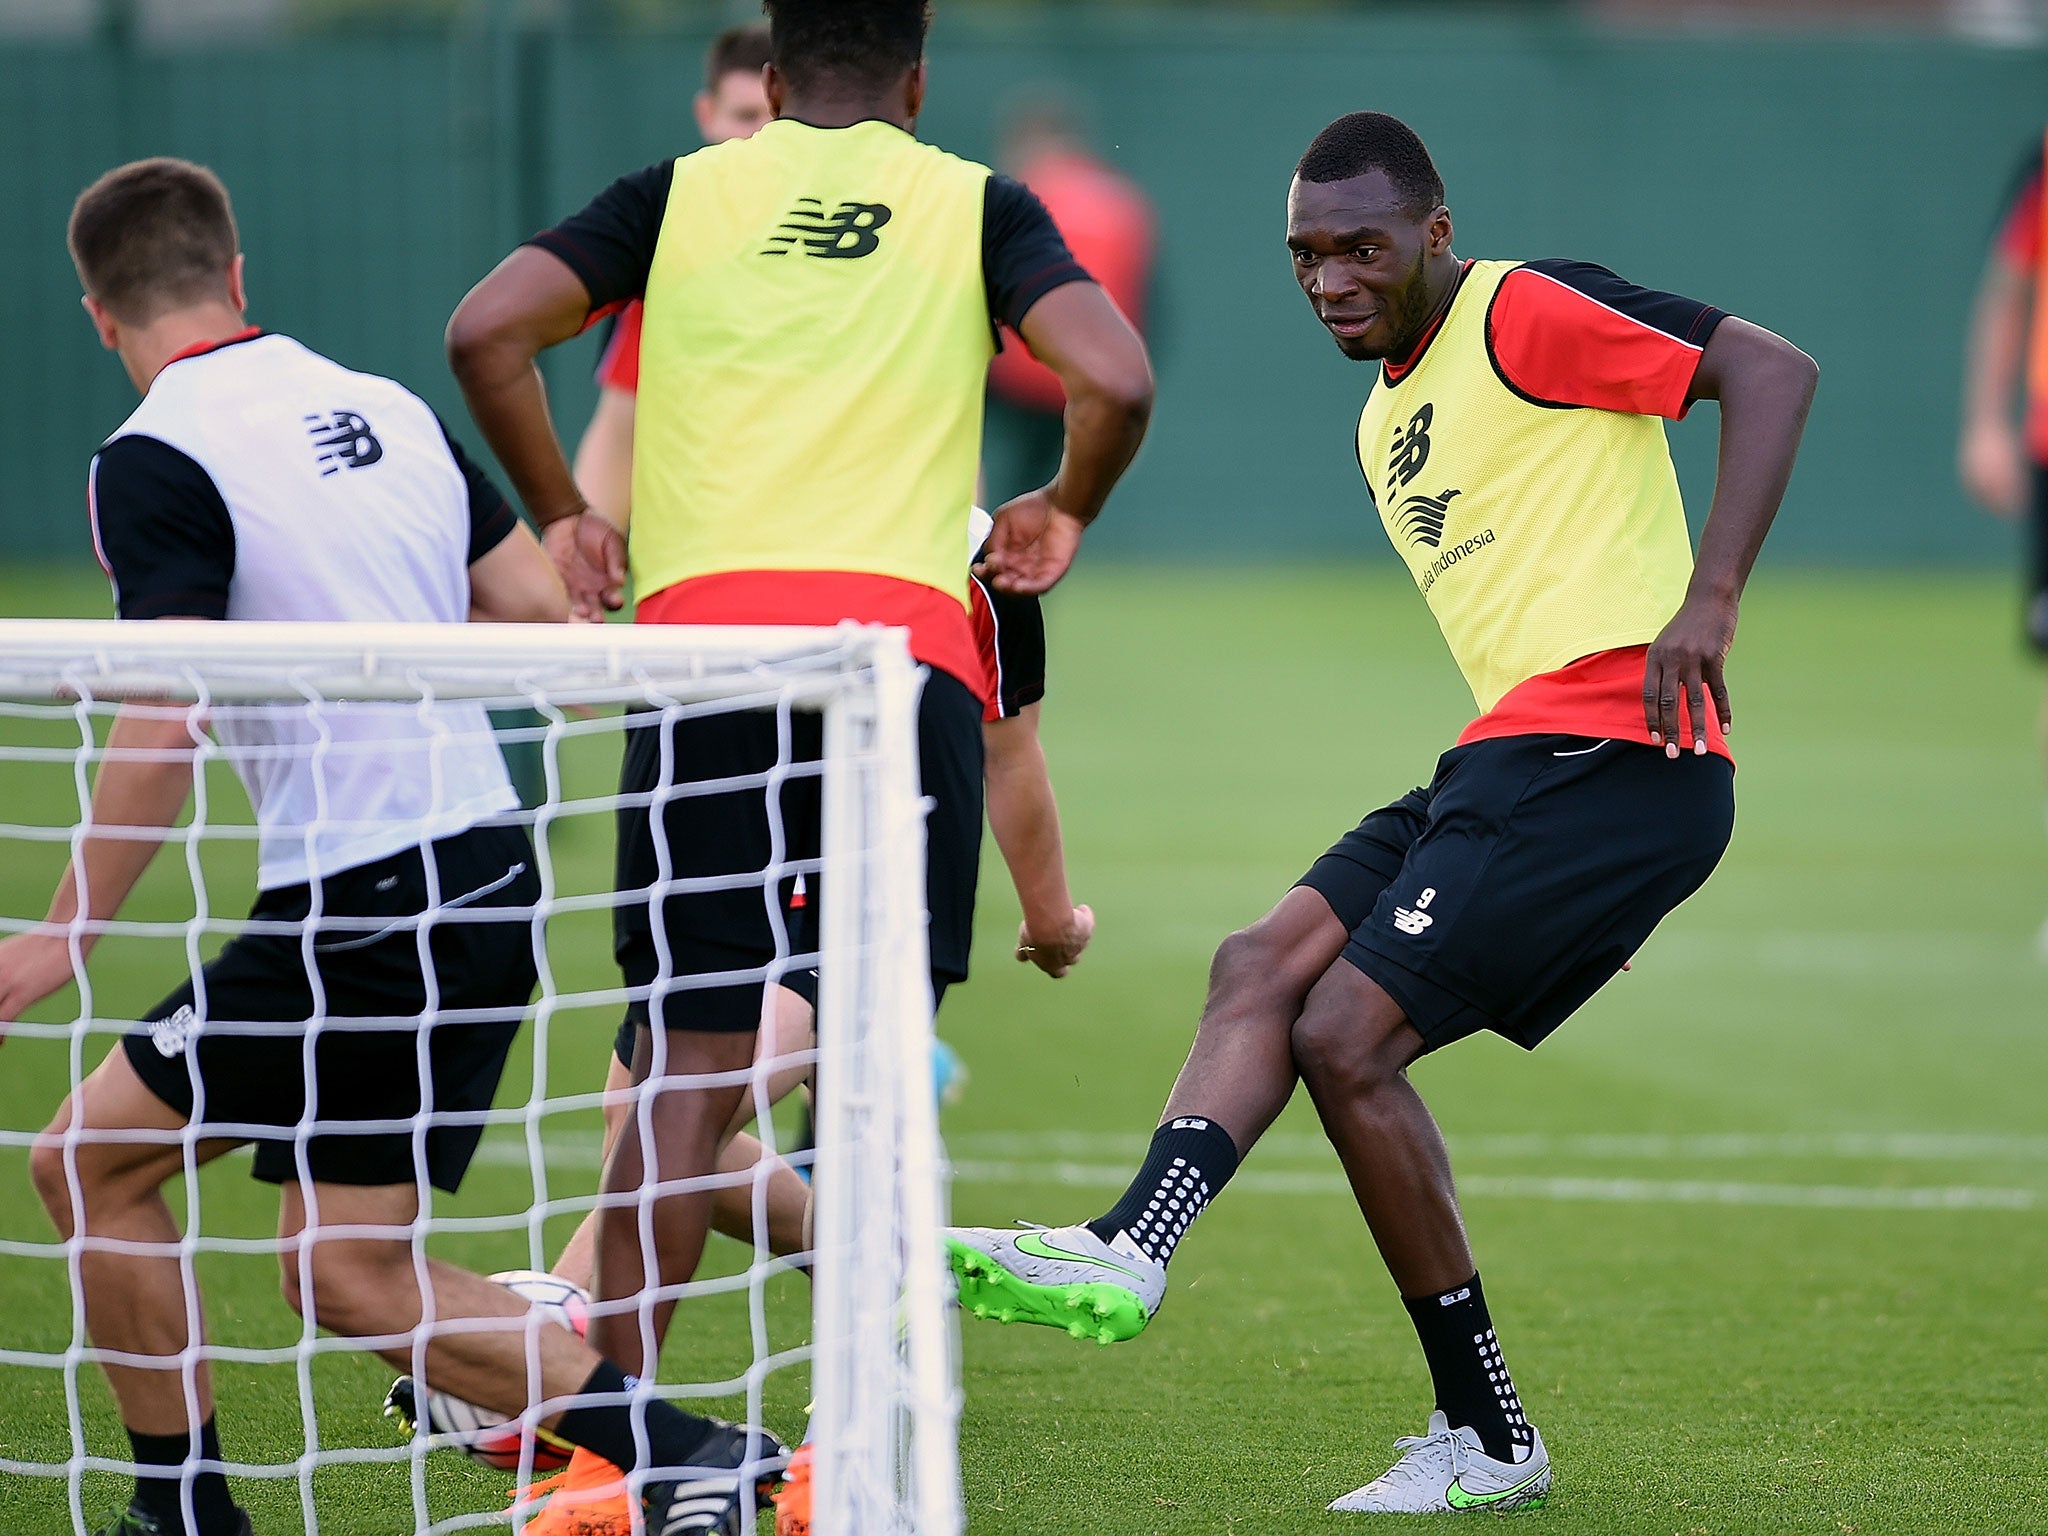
[613, 666, 983, 1035]
[123, 823, 540, 1192]
[1297, 735, 1734, 1053]
[2027, 463, 2048, 653]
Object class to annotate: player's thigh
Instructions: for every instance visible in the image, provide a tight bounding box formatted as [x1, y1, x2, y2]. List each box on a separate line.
[1345, 735, 1734, 1052]
[615, 704, 820, 1032]
[1268, 784, 1434, 998]
[33, 1045, 240, 1215]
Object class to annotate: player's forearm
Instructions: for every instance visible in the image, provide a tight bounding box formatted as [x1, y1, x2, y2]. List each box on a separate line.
[47, 709, 199, 941]
[1962, 259, 2030, 434]
[1687, 319, 1818, 604]
[984, 718, 1075, 937]
[1019, 284, 1154, 524]
[447, 250, 596, 530]
[572, 387, 637, 532]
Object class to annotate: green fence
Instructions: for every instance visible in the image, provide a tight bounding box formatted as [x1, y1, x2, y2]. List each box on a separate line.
[4, 9, 2045, 570]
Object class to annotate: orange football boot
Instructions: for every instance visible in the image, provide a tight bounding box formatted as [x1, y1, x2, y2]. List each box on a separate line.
[772, 1442, 813, 1536]
[513, 1445, 633, 1536]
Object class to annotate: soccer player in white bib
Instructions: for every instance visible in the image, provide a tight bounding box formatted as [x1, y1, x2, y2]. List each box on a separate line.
[0, 158, 783, 1536]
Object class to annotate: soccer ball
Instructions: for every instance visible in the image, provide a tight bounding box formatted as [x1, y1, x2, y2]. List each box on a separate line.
[381, 1269, 591, 1472]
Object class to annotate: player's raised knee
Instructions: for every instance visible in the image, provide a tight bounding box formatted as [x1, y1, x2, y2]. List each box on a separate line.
[1289, 994, 1405, 1097]
[26, 1135, 76, 1235]
[287, 1242, 412, 1337]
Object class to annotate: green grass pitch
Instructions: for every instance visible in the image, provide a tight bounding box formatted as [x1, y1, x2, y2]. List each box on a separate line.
[0, 562, 2044, 1535]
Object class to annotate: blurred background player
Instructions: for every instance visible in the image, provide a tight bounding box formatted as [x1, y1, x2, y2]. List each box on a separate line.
[443, 1, 1153, 1530]
[0, 158, 769, 1536]
[983, 92, 1157, 505]
[571, 23, 773, 532]
[1959, 127, 2048, 955]
[946, 111, 1816, 1518]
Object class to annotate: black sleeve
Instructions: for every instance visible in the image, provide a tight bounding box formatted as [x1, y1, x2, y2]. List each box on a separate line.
[974, 564, 1048, 718]
[90, 435, 235, 621]
[434, 414, 520, 563]
[982, 174, 1093, 333]
[525, 160, 677, 314]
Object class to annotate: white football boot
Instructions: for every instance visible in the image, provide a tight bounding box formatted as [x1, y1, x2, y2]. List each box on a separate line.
[1327, 1411, 1551, 1514]
[944, 1221, 1166, 1344]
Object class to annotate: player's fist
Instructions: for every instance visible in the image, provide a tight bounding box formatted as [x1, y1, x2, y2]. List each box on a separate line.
[1017, 903, 1094, 978]
[1960, 417, 2028, 519]
[0, 932, 81, 1032]
[978, 491, 1086, 596]
[543, 509, 627, 622]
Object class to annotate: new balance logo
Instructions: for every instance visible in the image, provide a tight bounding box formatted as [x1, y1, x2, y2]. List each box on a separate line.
[304, 411, 383, 475]
[1394, 488, 1461, 549]
[151, 1004, 197, 1058]
[1389, 402, 1433, 488]
[1392, 886, 1438, 936]
[760, 198, 893, 258]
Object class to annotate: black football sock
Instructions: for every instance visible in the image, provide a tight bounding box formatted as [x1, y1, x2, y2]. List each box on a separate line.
[1084, 1116, 1240, 1265]
[1402, 1273, 1533, 1463]
[128, 1418, 240, 1536]
[553, 1361, 719, 1474]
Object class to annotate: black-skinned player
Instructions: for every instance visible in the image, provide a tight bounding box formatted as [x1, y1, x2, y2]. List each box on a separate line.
[946, 112, 1817, 1517]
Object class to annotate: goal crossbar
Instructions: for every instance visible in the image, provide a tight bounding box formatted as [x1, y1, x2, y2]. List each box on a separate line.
[0, 619, 905, 704]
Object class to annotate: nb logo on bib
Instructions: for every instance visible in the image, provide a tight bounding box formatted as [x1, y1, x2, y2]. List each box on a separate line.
[305, 410, 383, 476]
[761, 199, 893, 259]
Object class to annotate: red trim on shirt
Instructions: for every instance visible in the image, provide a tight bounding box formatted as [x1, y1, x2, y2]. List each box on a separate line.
[636, 570, 986, 706]
[1456, 645, 1733, 764]
[1487, 270, 1704, 419]
[595, 302, 644, 393]
[162, 326, 263, 367]
[967, 574, 1003, 723]
[1381, 261, 1472, 385]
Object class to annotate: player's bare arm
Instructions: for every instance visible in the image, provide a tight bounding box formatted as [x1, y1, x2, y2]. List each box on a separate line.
[1645, 317, 1818, 757]
[572, 385, 637, 532]
[983, 703, 1093, 976]
[446, 247, 626, 620]
[980, 283, 1153, 596]
[0, 702, 200, 1028]
[1959, 249, 2032, 517]
[467, 519, 572, 625]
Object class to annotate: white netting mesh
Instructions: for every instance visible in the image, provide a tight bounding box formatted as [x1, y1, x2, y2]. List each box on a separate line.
[0, 619, 961, 1536]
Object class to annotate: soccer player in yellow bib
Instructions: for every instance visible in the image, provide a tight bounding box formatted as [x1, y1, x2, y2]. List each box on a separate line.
[946, 112, 1817, 1516]
[444, 3, 1151, 1531]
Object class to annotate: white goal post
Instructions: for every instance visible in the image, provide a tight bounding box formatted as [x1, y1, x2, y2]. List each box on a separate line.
[0, 618, 963, 1536]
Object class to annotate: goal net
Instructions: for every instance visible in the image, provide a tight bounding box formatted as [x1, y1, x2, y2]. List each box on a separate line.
[0, 618, 961, 1536]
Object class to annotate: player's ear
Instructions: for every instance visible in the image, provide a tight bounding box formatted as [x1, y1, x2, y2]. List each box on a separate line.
[905, 60, 927, 121]
[692, 89, 716, 140]
[1427, 206, 1454, 258]
[226, 253, 248, 317]
[763, 62, 786, 119]
[81, 293, 119, 352]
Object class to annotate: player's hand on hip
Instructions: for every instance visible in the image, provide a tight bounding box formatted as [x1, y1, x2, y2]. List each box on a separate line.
[979, 491, 1087, 596]
[1644, 593, 1737, 759]
[1017, 903, 1094, 978]
[1960, 418, 2028, 519]
[543, 509, 627, 622]
[0, 932, 83, 1031]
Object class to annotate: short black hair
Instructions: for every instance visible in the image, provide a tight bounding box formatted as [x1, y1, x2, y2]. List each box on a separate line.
[1295, 112, 1445, 217]
[705, 23, 771, 93]
[69, 158, 238, 324]
[763, 0, 929, 95]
